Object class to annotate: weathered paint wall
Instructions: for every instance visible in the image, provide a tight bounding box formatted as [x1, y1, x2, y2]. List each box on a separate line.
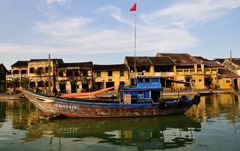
[217, 78, 232, 89]
[94, 70, 129, 91]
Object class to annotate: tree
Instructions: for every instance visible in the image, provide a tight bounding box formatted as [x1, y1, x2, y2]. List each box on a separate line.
[8, 78, 20, 92]
[21, 77, 30, 90]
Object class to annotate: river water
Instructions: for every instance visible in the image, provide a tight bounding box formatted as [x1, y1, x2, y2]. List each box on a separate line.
[0, 94, 240, 151]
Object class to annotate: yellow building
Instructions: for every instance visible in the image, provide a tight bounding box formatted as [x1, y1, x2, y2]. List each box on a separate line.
[124, 56, 175, 89]
[221, 58, 240, 90]
[157, 53, 219, 90]
[56, 62, 93, 93]
[216, 68, 240, 90]
[7, 61, 28, 92]
[93, 64, 129, 91]
[28, 59, 63, 93]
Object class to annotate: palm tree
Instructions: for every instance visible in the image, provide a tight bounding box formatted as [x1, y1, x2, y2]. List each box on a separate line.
[8, 78, 20, 92]
[21, 77, 30, 90]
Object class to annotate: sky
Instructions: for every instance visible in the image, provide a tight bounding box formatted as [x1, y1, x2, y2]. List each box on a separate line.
[0, 0, 240, 69]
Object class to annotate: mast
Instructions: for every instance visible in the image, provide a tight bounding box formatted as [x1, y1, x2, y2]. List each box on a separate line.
[48, 54, 51, 96]
[230, 50, 233, 90]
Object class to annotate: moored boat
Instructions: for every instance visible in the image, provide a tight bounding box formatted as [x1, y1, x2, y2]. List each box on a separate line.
[23, 77, 200, 118]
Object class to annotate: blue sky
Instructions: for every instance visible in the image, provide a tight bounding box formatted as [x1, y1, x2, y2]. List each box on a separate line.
[0, 0, 240, 69]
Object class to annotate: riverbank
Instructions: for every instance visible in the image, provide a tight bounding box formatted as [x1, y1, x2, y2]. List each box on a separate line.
[0, 93, 26, 100]
[163, 89, 238, 96]
[1, 89, 239, 100]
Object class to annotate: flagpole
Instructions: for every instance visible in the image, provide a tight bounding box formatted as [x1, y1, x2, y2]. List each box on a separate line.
[134, 9, 137, 85]
[130, 2, 137, 85]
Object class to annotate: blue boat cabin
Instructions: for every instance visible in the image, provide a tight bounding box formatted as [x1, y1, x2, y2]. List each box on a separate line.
[120, 77, 163, 104]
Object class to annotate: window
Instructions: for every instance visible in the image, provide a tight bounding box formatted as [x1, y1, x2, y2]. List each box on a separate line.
[21, 70, 27, 74]
[96, 71, 101, 77]
[120, 82, 125, 88]
[83, 70, 88, 76]
[13, 70, 19, 74]
[138, 78, 143, 83]
[38, 67, 43, 73]
[106, 82, 114, 88]
[145, 78, 150, 83]
[120, 70, 124, 76]
[108, 71, 112, 77]
[38, 81, 44, 87]
[152, 78, 159, 83]
[58, 71, 64, 77]
[30, 68, 35, 73]
[226, 80, 231, 83]
[45, 67, 51, 72]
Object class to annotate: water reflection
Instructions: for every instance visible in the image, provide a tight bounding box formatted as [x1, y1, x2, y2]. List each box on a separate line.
[186, 94, 240, 123]
[1, 94, 240, 151]
[23, 116, 201, 150]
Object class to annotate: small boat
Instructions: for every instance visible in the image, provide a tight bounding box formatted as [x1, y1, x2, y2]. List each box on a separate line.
[23, 77, 200, 118]
[197, 90, 213, 96]
[60, 86, 115, 99]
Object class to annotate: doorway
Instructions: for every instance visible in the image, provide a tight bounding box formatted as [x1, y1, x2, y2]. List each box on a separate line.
[106, 82, 114, 88]
[82, 83, 89, 92]
[204, 77, 212, 88]
[234, 79, 238, 91]
[59, 83, 66, 93]
[71, 82, 77, 93]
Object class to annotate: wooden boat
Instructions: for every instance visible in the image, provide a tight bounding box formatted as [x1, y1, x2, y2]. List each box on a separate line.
[23, 77, 200, 118]
[59, 86, 115, 99]
[197, 90, 213, 96]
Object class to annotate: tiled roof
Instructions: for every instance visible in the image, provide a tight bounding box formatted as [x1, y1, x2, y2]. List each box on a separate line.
[214, 58, 225, 64]
[125, 56, 176, 66]
[11, 61, 28, 68]
[156, 53, 202, 65]
[231, 58, 240, 66]
[125, 56, 152, 66]
[218, 68, 240, 78]
[148, 57, 176, 65]
[93, 64, 127, 71]
[58, 62, 93, 68]
[195, 57, 223, 67]
[0, 64, 7, 72]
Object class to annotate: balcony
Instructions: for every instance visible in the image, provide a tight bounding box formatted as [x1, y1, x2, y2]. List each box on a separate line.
[205, 68, 217, 75]
[130, 72, 150, 78]
[154, 72, 174, 77]
[177, 69, 195, 75]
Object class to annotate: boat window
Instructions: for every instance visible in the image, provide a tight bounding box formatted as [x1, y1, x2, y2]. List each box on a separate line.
[145, 78, 150, 83]
[138, 78, 143, 83]
[152, 78, 159, 83]
[138, 92, 144, 98]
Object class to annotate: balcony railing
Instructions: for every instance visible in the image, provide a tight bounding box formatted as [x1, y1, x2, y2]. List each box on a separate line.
[177, 69, 195, 75]
[205, 68, 217, 75]
[154, 72, 174, 77]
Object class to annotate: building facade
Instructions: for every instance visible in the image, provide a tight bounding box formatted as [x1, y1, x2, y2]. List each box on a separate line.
[27, 59, 63, 93]
[124, 56, 175, 89]
[0, 64, 7, 92]
[7, 61, 28, 92]
[157, 53, 219, 90]
[56, 62, 93, 93]
[93, 64, 129, 91]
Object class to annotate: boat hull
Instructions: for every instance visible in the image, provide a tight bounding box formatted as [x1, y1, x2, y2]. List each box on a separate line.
[23, 91, 198, 118]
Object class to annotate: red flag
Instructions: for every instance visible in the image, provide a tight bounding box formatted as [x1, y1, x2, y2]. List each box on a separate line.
[130, 3, 137, 11]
